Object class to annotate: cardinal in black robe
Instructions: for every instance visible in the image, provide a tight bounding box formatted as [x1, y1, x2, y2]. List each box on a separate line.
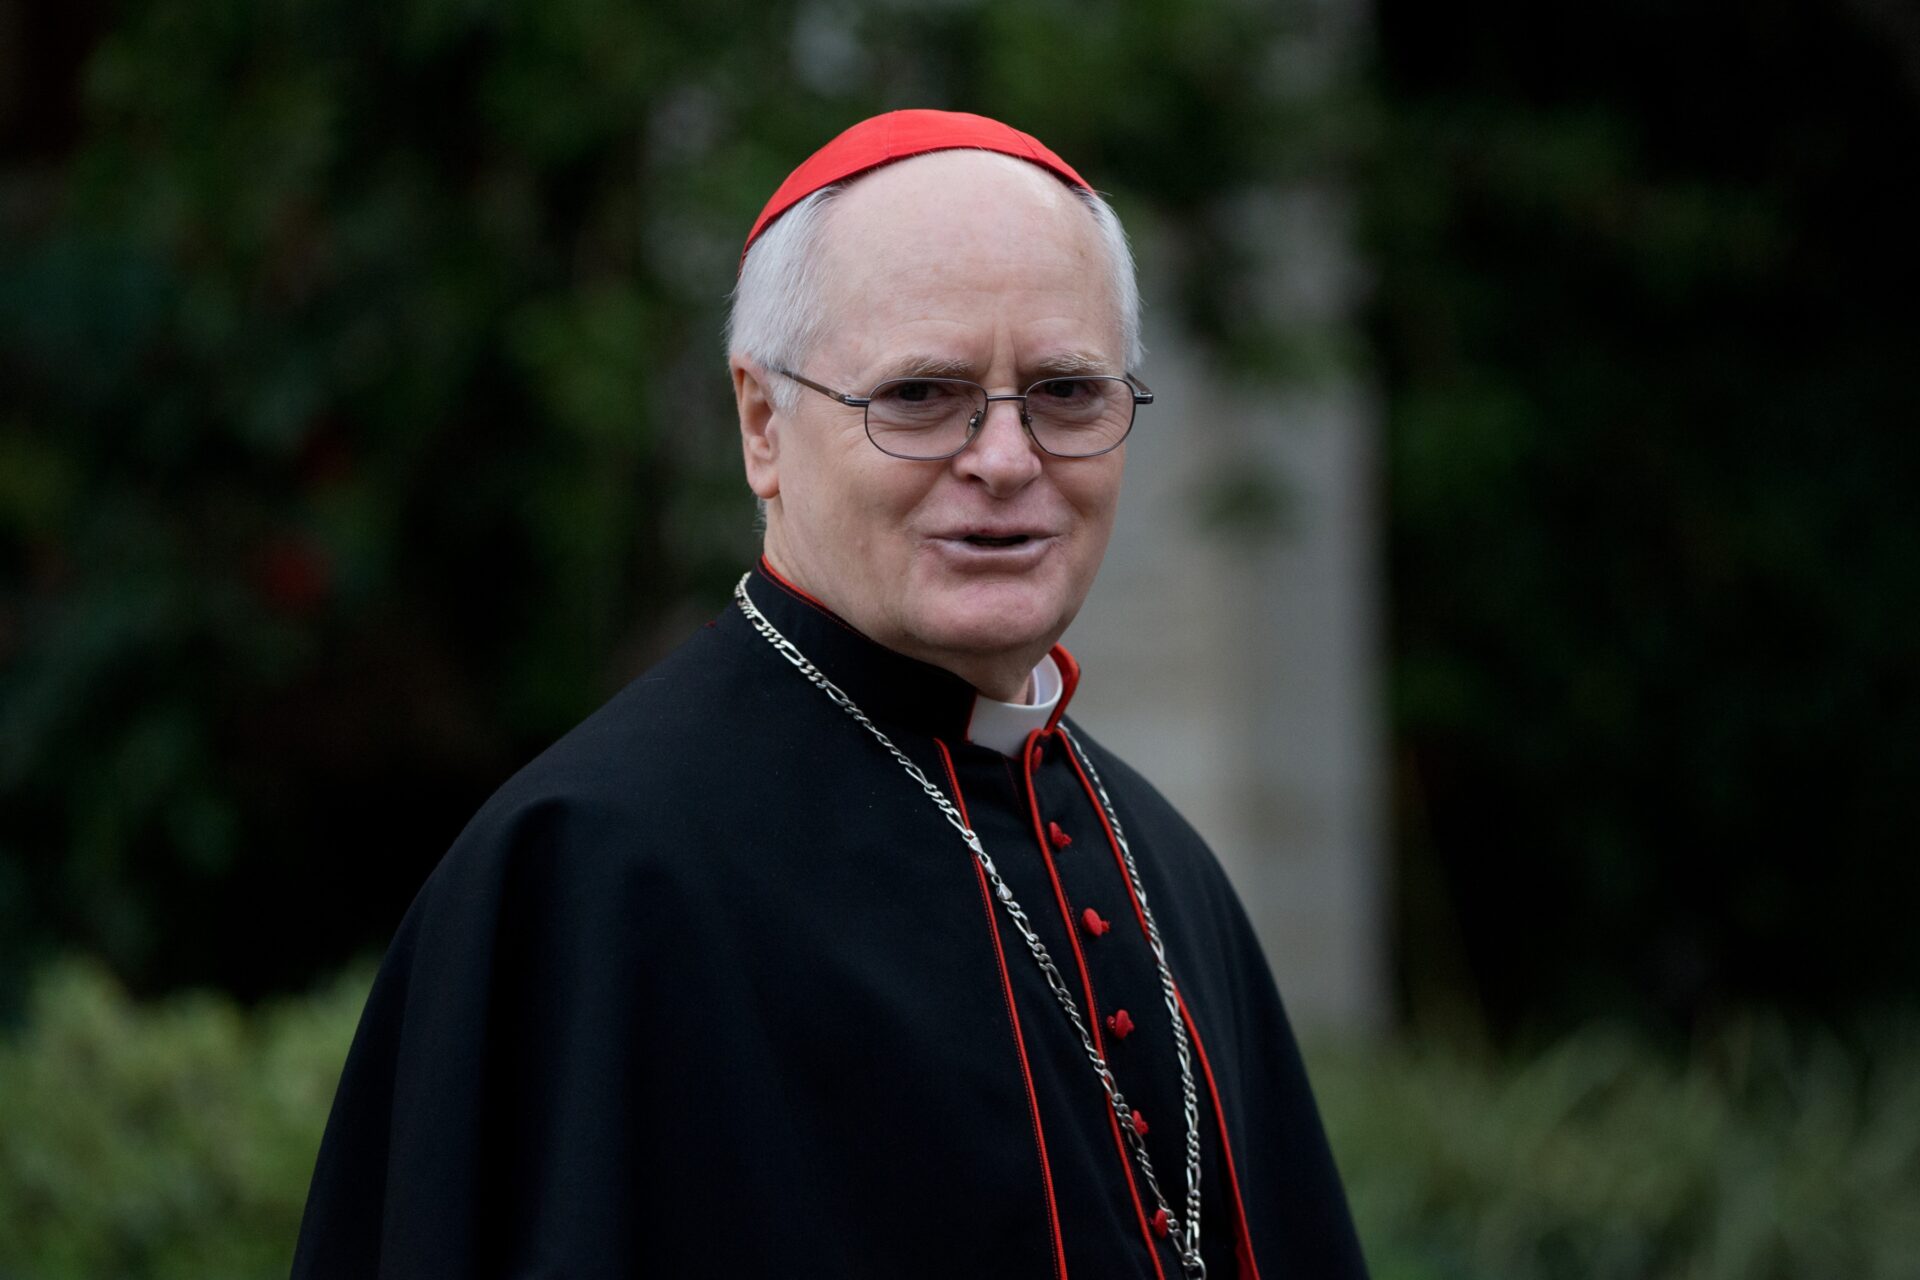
[294, 111, 1369, 1280]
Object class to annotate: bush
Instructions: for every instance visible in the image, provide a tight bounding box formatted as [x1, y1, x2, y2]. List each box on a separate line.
[1313, 1020, 1920, 1280]
[1, 961, 1913, 1277]
[0, 960, 366, 1280]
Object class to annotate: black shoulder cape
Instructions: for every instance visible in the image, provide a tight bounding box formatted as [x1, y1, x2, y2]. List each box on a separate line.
[292, 561, 1368, 1279]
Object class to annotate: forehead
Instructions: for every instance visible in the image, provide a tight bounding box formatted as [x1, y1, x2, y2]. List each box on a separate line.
[811, 151, 1121, 376]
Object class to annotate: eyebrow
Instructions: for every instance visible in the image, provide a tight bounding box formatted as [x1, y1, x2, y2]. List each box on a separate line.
[1025, 350, 1117, 379]
[867, 353, 977, 383]
[864, 350, 1119, 386]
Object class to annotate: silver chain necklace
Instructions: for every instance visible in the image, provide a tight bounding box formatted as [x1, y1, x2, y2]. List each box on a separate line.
[735, 576, 1206, 1278]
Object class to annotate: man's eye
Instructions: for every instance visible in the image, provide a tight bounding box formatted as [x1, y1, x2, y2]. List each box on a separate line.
[873, 380, 968, 412]
[1034, 379, 1089, 401]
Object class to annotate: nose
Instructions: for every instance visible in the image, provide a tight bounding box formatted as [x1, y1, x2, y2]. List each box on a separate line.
[954, 398, 1043, 495]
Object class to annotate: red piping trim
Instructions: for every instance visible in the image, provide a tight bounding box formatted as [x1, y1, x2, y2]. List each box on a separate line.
[755, 555, 862, 635]
[939, 739, 1068, 1280]
[1057, 735, 1152, 939]
[1059, 734, 1264, 1279]
[1020, 730, 1169, 1280]
[1044, 645, 1081, 735]
[1176, 988, 1264, 1280]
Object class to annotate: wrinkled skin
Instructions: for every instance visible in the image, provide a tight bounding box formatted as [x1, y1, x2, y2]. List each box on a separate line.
[733, 150, 1129, 701]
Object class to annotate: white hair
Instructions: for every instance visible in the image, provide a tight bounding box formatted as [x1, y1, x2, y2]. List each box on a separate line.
[726, 164, 1144, 412]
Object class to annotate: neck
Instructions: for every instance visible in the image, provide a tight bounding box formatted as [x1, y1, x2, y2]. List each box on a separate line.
[758, 548, 1049, 704]
[952, 660, 1036, 704]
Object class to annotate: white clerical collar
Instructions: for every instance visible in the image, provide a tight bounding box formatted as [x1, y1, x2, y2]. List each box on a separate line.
[965, 654, 1064, 757]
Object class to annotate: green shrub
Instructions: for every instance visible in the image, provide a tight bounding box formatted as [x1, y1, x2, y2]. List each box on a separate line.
[2, 961, 1914, 1278]
[1311, 1020, 1920, 1280]
[0, 960, 367, 1280]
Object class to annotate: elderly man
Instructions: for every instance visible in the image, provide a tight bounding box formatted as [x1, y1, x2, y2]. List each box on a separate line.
[293, 110, 1367, 1280]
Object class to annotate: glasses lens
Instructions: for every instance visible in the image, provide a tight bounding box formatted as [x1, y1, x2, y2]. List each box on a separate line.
[1025, 377, 1135, 457]
[865, 379, 986, 459]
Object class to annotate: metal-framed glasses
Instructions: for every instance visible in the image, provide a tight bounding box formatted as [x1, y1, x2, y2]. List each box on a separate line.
[776, 368, 1153, 461]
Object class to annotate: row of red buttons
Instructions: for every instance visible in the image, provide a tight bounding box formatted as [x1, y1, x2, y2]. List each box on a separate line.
[1034, 740, 1174, 1243]
[1047, 816, 1152, 1144]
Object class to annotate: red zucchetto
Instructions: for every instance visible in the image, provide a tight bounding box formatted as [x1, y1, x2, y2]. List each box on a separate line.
[741, 109, 1090, 261]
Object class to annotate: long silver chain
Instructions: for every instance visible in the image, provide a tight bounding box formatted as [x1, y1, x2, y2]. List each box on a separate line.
[735, 576, 1205, 1278]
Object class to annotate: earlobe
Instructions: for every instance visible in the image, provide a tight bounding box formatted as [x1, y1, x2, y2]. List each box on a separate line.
[733, 361, 781, 500]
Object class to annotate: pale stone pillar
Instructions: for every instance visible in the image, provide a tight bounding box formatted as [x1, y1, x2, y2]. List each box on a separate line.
[1063, 199, 1387, 1034]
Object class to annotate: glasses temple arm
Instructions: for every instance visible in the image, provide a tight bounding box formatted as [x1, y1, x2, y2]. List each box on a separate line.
[775, 367, 871, 407]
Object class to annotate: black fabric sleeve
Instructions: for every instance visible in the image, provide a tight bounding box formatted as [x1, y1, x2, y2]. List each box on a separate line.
[291, 793, 664, 1279]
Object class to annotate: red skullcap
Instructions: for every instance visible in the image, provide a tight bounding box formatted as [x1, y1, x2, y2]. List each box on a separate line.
[741, 109, 1090, 262]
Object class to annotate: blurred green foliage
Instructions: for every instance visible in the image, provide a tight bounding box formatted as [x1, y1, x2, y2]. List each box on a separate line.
[1368, 0, 1920, 1032]
[1319, 1021, 1920, 1279]
[0, 0, 1348, 1009]
[0, 961, 366, 1278]
[2, 963, 1914, 1278]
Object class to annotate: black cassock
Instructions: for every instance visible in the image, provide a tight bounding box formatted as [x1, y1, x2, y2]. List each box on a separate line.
[293, 560, 1368, 1279]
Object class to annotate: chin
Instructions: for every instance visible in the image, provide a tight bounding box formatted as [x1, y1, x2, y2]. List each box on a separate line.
[906, 585, 1075, 668]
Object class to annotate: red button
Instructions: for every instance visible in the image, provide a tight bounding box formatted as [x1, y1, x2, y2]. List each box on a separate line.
[1081, 907, 1110, 937]
[1048, 821, 1072, 849]
[1106, 1008, 1136, 1039]
[1151, 1207, 1170, 1237]
[1132, 1110, 1150, 1137]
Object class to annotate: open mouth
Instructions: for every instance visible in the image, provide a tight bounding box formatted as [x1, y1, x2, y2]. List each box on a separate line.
[963, 534, 1032, 548]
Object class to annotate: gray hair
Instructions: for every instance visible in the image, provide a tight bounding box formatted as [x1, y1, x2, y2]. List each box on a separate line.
[727, 168, 1143, 412]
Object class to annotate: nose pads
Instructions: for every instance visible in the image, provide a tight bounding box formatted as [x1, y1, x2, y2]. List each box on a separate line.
[966, 399, 1033, 440]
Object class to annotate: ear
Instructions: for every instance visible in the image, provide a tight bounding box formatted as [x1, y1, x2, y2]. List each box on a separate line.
[733, 359, 782, 501]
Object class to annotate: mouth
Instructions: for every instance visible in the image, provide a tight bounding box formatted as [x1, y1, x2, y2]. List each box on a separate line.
[931, 529, 1056, 567]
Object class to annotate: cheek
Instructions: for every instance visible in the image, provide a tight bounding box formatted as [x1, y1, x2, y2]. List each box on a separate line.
[809, 459, 930, 559]
[787, 431, 866, 519]
[1064, 459, 1126, 527]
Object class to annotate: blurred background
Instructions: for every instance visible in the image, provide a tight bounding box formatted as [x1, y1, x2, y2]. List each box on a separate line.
[2, 0, 1917, 1275]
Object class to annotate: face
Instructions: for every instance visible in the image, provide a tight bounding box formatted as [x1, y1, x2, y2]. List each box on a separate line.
[736, 151, 1130, 699]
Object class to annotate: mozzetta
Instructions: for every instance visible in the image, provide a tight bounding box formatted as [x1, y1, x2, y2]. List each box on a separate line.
[292, 559, 1367, 1278]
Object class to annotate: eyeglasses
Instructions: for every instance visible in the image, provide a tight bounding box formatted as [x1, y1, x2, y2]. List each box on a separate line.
[775, 368, 1153, 461]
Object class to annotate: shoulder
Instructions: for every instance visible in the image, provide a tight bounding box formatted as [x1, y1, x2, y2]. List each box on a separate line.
[499, 617, 745, 799]
[1058, 719, 1209, 861]
[1058, 717, 1269, 960]
[492, 602, 820, 811]
[418, 602, 860, 905]
[414, 616, 772, 901]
